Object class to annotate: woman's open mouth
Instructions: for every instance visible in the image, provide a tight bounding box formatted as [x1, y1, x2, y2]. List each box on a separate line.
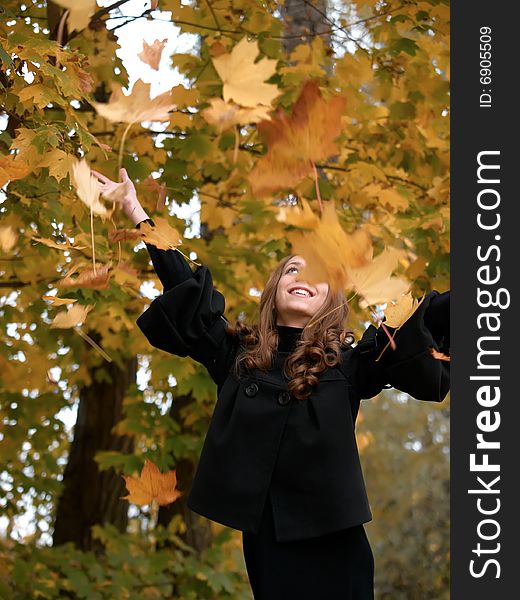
[288, 286, 314, 298]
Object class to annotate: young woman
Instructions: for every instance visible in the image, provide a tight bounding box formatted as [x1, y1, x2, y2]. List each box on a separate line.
[94, 168, 450, 599]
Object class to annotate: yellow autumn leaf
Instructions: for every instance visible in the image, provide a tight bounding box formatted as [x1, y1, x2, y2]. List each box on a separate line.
[348, 248, 411, 309]
[71, 159, 109, 217]
[137, 216, 183, 251]
[383, 291, 422, 328]
[0, 225, 18, 252]
[0, 154, 32, 188]
[52, 0, 97, 32]
[42, 295, 79, 306]
[276, 198, 320, 230]
[92, 80, 175, 124]
[38, 149, 74, 182]
[378, 187, 409, 212]
[50, 303, 93, 329]
[121, 458, 182, 507]
[201, 98, 272, 133]
[32, 236, 87, 251]
[212, 36, 279, 108]
[287, 201, 372, 292]
[138, 38, 167, 70]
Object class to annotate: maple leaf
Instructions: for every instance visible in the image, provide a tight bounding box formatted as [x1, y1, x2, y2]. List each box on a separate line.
[50, 303, 93, 329]
[276, 197, 320, 229]
[201, 98, 272, 133]
[52, 0, 97, 32]
[138, 39, 167, 70]
[0, 225, 18, 252]
[92, 80, 175, 124]
[383, 291, 423, 328]
[430, 348, 451, 362]
[42, 295, 79, 306]
[121, 459, 182, 507]
[108, 228, 141, 244]
[137, 216, 183, 251]
[71, 159, 109, 217]
[285, 201, 372, 292]
[32, 236, 87, 251]
[38, 149, 74, 182]
[57, 263, 112, 290]
[144, 176, 167, 211]
[212, 36, 279, 108]
[348, 247, 411, 309]
[0, 154, 32, 188]
[249, 81, 346, 195]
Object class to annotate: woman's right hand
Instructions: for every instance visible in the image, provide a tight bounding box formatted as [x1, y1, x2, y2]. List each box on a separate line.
[91, 167, 149, 225]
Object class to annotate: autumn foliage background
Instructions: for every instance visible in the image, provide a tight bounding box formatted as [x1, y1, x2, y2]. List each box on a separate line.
[0, 1, 449, 598]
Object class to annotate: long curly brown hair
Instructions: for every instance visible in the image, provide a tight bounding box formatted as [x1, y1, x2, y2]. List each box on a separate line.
[225, 254, 354, 401]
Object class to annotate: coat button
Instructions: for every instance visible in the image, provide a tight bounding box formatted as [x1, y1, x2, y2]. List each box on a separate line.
[277, 391, 291, 406]
[244, 383, 259, 397]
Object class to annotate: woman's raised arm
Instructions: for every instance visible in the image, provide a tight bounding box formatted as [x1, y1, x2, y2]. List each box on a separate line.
[91, 168, 238, 386]
[342, 290, 451, 402]
[135, 217, 194, 291]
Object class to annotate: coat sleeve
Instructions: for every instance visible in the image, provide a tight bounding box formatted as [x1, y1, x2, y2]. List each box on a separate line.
[344, 290, 450, 402]
[135, 245, 238, 386]
[135, 218, 194, 291]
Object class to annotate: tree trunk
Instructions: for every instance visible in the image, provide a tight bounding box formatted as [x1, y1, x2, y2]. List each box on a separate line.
[53, 336, 136, 553]
[157, 393, 213, 553]
[281, 0, 331, 55]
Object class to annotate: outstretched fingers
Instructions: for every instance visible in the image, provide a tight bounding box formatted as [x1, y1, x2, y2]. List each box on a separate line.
[90, 169, 112, 184]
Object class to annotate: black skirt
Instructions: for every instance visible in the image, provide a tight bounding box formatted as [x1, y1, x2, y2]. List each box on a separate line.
[242, 493, 375, 600]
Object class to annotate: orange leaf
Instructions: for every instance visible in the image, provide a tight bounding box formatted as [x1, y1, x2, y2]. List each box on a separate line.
[430, 348, 451, 362]
[57, 263, 112, 290]
[144, 175, 167, 211]
[0, 225, 18, 252]
[0, 154, 32, 188]
[249, 81, 345, 196]
[138, 38, 167, 70]
[121, 458, 183, 507]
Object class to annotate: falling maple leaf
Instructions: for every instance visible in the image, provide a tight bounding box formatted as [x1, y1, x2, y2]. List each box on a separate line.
[71, 159, 110, 217]
[212, 36, 279, 108]
[430, 348, 451, 362]
[137, 216, 183, 251]
[52, 0, 97, 32]
[50, 303, 93, 329]
[284, 200, 372, 292]
[121, 458, 182, 507]
[92, 80, 175, 124]
[57, 262, 112, 290]
[144, 176, 167, 211]
[42, 295, 78, 306]
[138, 38, 167, 70]
[201, 98, 272, 133]
[108, 228, 141, 244]
[348, 247, 411, 309]
[383, 291, 423, 328]
[276, 197, 320, 230]
[32, 235, 87, 251]
[249, 81, 346, 195]
[0, 225, 18, 252]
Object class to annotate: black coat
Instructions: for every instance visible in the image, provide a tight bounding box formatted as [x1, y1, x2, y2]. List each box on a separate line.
[136, 262, 450, 542]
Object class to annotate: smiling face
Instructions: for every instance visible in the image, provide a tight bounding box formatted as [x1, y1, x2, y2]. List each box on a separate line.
[275, 256, 330, 327]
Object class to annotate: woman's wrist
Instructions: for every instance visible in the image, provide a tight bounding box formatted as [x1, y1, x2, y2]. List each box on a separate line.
[127, 203, 150, 226]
